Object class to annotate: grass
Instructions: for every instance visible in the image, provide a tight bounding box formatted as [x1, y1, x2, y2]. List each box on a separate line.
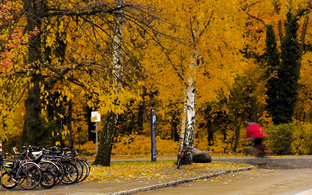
[85, 159, 250, 182]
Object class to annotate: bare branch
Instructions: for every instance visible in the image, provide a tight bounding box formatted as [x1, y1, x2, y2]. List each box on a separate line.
[299, 0, 312, 63]
[41, 2, 131, 17]
[245, 1, 267, 27]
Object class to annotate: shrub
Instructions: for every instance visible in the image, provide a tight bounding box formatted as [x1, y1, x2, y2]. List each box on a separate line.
[291, 124, 312, 155]
[266, 123, 293, 155]
[80, 141, 96, 155]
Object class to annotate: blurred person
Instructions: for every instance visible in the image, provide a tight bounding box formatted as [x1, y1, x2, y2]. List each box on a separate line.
[245, 122, 270, 156]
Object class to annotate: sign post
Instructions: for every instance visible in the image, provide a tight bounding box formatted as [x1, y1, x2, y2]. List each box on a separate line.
[151, 109, 156, 162]
[91, 111, 101, 155]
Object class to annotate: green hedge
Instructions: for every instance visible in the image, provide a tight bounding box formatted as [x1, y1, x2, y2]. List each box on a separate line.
[266, 123, 312, 155]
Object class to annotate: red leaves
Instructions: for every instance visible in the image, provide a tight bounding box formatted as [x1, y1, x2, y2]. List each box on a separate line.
[0, 2, 40, 75]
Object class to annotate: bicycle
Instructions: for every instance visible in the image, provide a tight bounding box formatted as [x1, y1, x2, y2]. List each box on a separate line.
[13, 146, 60, 188]
[43, 147, 79, 185]
[0, 154, 42, 190]
[177, 138, 188, 169]
[244, 138, 271, 157]
[62, 149, 89, 182]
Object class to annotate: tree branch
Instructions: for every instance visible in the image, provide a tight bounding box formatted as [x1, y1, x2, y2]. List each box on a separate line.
[245, 1, 267, 27]
[273, 0, 284, 43]
[299, 0, 312, 63]
[41, 3, 131, 17]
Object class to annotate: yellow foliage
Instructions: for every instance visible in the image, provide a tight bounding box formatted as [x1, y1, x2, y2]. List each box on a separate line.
[113, 133, 180, 155]
[80, 134, 180, 155]
[80, 141, 97, 155]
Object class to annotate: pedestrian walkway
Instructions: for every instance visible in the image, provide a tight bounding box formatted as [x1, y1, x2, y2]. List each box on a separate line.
[0, 162, 253, 195]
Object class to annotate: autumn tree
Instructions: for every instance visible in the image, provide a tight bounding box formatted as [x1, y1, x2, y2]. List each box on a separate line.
[246, 0, 311, 125]
[137, 0, 248, 163]
[0, 2, 31, 142]
[0, 0, 157, 152]
[265, 24, 280, 124]
[274, 8, 304, 124]
[93, 0, 125, 166]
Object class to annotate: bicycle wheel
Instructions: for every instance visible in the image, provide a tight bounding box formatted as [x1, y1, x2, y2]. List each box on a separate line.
[53, 160, 65, 185]
[61, 162, 78, 185]
[17, 162, 42, 190]
[177, 155, 184, 169]
[40, 170, 55, 189]
[78, 160, 90, 182]
[40, 161, 63, 185]
[1, 171, 17, 189]
[73, 160, 84, 181]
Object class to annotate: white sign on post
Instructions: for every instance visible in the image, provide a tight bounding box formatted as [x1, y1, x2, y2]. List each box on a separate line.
[91, 111, 101, 122]
[91, 111, 101, 155]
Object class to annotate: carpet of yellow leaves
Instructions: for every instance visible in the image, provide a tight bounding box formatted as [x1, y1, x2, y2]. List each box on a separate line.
[85, 161, 249, 183]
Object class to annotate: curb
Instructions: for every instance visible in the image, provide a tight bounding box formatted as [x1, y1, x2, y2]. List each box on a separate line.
[109, 166, 254, 195]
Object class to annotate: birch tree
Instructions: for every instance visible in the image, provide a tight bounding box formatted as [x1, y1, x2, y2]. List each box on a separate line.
[0, 0, 166, 149]
[93, 0, 125, 166]
[139, 0, 248, 163]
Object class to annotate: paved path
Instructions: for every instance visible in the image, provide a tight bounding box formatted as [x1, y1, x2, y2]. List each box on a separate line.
[2, 156, 312, 195]
[139, 168, 312, 195]
[0, 158, 252, 195]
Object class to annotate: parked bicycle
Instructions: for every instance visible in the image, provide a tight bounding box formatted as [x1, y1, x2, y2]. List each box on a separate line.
[0, 153, 42, 190]
[177, 138, 188, 169]
[65, 148, 90, 182]
[1, 145, 91, 190]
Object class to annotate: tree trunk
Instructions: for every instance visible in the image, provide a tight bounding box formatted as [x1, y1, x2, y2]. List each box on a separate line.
[21, 0, 43, 146]
[299, 0, 311, 64]
[182, 74, 196, 165]
[207, 120, 214, 146]
[180, 50, 200, 165]
[138, 104, 144, 133]
[251, 90, 258, 122]
[233, 113, 242, 152]
[93, 112, 118, 166]
[68, 100, 74, 149]
[21, 74, 42, 146]
[94, 0, 125, 166]
[178, 14, 203, 164]
[170, 111, 179, 141]
[273, 0, 283, 44]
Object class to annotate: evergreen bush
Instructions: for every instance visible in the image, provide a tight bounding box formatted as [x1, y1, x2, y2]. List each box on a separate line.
[266, 123, 293, 155]
[291, 124, 312, 155]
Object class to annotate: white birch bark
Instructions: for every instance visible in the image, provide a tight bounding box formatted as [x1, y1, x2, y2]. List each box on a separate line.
[94, 0, 125, 165]
[110, 0, 125, 143]
[113, 0, 125, 92]
[182, 50, 199, 164]
[180, 16, 202, 164]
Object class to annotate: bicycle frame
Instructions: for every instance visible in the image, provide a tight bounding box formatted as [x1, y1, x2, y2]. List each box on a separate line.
[0, 160, 18, 184]
[177, 138, 188, 169]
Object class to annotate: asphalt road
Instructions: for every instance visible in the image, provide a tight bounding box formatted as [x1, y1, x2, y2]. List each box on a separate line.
[141, 157, 312, 195]
[212, 156, 312, 169]
[2, 156, 312, 195]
